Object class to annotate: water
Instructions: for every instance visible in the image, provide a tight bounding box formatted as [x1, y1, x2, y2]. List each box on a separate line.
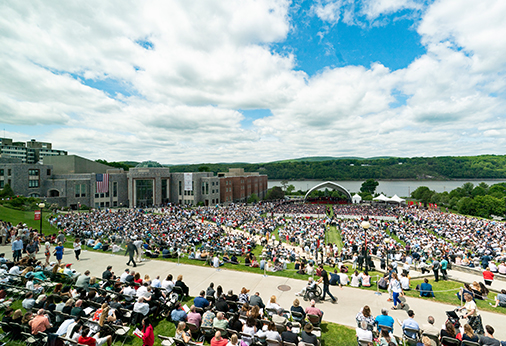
[268, 180, 506, 198]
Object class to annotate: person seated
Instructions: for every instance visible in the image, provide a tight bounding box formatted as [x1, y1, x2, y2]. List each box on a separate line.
[350, 270, 361, 287]
[375, 308, 395, 333]
[456, 283, 474, 301]
[187, 305, 202, 329]
[361, 271, 371, 287]
[230, 254, 239, 265]
[175, 321, 192, 343]
[300, 322, 318, 346]
[461, 324, 479, 342]
[419, 278, 435, 298]
[296, 277, 316, 297]
[213, 312, 229, 329]
[162, 248, 170, 259]
[93, 240, 103, 250]
[78, 326, 112, 346]
[356, 320, 373, 343]
[491, 289, 506, 308]
[400, 272, 410, 291]
[210, 331, 228, 346]
[440, 321, 462, 344]
[281, 322, 299, 345]
[272, 308, 288, 326]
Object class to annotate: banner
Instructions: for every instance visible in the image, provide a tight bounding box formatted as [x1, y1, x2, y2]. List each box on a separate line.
[34, 210, 41, 220]
[184, 173, 193, 191]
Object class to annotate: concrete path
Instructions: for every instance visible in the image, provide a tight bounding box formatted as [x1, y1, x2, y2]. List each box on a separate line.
[3, 245, 506, 340]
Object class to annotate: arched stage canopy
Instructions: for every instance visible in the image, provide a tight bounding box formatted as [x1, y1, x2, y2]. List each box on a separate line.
[304, 181, 352, 201]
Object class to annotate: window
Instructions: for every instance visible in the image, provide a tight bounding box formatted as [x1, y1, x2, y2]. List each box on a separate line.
[179, 181, 182, 195]
[28, 180, 39, 188]
[106, 192, 109, 197]
[202, 182, 205, 195]
[113, 181, 118, 197]
[100, 193, 104, 198]
[206, 182, 209, 195]
[7, 169, 11, 176]
[75, 184, 86, 198]
[0, 169, 3, 175]
[106, 202, 110, 207]
[47, 169, 51, 176]
[113, 201, 118, 207]
[100, 202, 105, 207]
[0, 181, 3, 189]
[28, 169, 39, 176]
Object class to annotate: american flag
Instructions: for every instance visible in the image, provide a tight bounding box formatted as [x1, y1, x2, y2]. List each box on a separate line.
[96, 173, 109, 193]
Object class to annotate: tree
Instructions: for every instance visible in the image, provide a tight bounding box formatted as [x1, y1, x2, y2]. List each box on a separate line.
[457, 197, 476, 216]
[280, 180, 289, 191]
[286, 184, 295, 195]
[198, 166, 210, 172]
[360, 179, 379, 195]
[0, 184, 14, 198]
[247, 193, 259, 203]
[266, 186, 285, 200]
[411, 186, 435, 204]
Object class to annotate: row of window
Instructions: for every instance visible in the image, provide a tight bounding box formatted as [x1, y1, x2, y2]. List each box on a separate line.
[94, 201, 118, 208]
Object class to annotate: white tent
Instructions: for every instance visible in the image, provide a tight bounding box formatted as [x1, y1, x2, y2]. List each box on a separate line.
[352, 194, 362, 204]
[373, 194, 389, 202]
[388, 194, 406, 203]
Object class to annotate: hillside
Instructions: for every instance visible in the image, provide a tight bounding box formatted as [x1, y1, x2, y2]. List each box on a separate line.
[166, 155, 506, 180]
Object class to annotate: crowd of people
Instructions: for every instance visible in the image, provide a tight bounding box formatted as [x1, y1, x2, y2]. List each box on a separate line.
[2, 200, 506, 346]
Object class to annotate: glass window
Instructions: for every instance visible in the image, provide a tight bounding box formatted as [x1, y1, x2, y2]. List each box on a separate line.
[135, 179, 154, 207]
[0, 169, 3, 175]
[113, 181, 118, 197]
[28, 180, 39, 188]
[206, 182, 209, 195]
[179, 181, 182, 195]
[113, 201, 118, 207]
[28, 169, 39, 176]
[0, 181, 3, 188]
[47, 169, 51, 176]
[7, 169, 11, 176]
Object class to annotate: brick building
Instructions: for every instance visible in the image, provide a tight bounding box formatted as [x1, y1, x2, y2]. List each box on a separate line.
[218, 168, 268, 204]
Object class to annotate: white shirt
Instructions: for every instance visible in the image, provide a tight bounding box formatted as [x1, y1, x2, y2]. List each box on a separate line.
[400, 277, 410, 290]
[120, 272, 129, 283]
[162, 279, 174, 291]
[137, 286, 148, 297]
[123, 286, 136, 297]
[9, 266, 21, 275]
[73, 242, 82, 251]
[356, 328, 373, 341]
[57, 318, 75, 336]
[133, 301, 149, 316]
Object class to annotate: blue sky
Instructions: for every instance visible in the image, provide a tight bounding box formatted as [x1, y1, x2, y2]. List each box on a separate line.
[273, 2, 426, 75]
[1, 0, 505, 164]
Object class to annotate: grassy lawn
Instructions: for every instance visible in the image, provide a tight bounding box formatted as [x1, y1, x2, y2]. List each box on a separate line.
[326, 225, 343, 249]
[0, 205, 60, 235]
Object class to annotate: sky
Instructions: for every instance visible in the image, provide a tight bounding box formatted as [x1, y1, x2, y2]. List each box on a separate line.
[1, 0, 506, 164]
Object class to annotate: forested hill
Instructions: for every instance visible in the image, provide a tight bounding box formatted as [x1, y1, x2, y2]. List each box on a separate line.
[167, 155, 506, 180]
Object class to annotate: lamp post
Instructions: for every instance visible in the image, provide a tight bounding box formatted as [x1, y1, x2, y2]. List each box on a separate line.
[38, 202, 45, 235]
[361, 220, 371, 271]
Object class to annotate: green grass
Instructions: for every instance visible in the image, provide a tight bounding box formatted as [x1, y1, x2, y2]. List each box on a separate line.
[326, 225, 343, 249]
[0, 205, 60, 235]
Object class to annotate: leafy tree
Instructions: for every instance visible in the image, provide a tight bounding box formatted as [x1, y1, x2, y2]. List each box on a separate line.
[286, 185, 295, 195]
[198, 166, 210, 172]
[280, 180, 289, 191]
[411, 186, 435, 204]
[360, 179, 379, 195]
[0, 184, 14, 198]
[247, 193, 259, 203]
[457, 197, 476, 216]
[265, 186, 285, 200]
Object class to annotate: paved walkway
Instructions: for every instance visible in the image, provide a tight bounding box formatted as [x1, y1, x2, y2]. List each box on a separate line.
[3, 245, 506, 340]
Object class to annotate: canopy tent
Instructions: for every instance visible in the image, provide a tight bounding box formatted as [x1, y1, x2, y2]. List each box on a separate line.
[373, 194, 389, 202]
[388, 194, 406, 203]
[352, 194, 362, 204]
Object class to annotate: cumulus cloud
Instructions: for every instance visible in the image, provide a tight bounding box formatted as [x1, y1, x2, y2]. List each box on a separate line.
[0, 0, 505, 163]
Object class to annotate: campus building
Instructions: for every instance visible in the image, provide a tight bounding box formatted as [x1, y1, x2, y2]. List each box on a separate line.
[1, 155, 234, 208]
[0, 138, 67, 164]
[218, 168, 268, 204]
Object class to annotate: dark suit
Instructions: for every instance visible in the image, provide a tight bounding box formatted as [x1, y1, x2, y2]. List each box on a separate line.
[125, 241, 139, 267]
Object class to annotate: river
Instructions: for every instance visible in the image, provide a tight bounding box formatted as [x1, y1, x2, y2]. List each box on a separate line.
[268, 179, 506, 197]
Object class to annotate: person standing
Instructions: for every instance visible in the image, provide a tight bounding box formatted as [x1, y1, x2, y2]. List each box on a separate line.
[53, 242, 64, 265]
[134, 238, 144, 263]
[44, 242, 51, 266]
[73, 238, 82, 261]
[431, 257, 440, 282]
[440, 257, 448, 281]
[12, 236, 23, 262]
[0, 223, 7, 246]
[318, 264, 337, 303]
[125, 239, 138, 267]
